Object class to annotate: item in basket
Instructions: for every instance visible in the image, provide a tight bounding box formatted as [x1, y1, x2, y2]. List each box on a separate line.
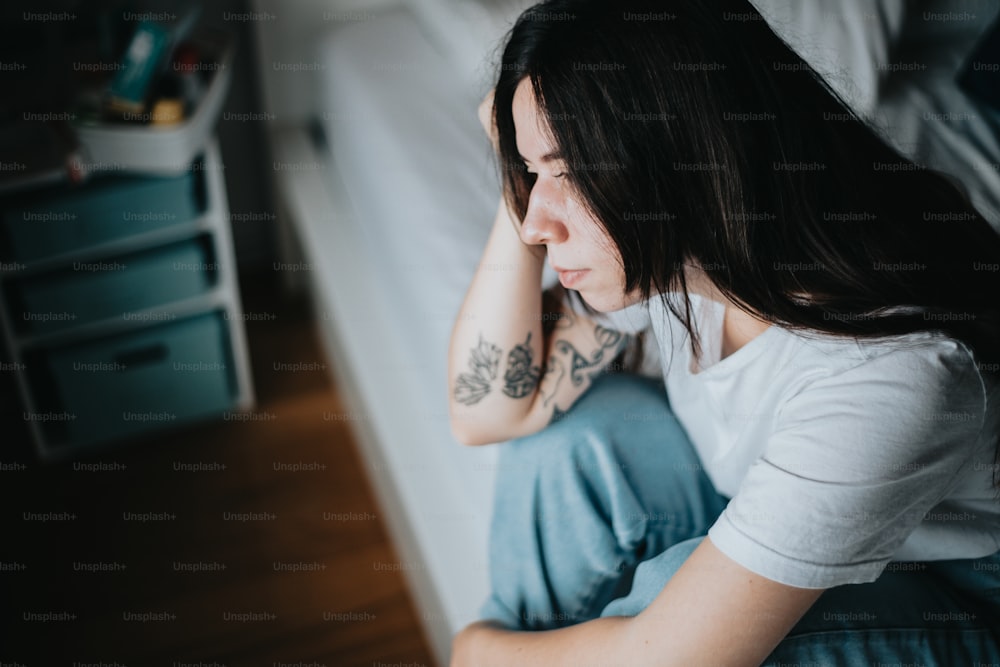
[150, 98, 184, 125]
[172, 42, 206, 114]
[106, 20, 171, 114]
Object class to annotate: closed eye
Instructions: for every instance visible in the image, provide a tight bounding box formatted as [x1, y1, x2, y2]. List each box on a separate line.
[524, 166, 567, 179]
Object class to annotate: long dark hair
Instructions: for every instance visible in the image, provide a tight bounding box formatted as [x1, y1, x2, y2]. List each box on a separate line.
[493, 0, 1000, 473]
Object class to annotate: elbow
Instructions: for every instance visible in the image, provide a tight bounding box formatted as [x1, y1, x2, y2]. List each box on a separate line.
[449, 408, 543, 446]
[447, 384, 506, 446]
[449, 418, 500, 447]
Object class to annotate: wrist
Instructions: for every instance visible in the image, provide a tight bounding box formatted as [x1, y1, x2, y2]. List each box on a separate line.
[494, 203, 546, 263]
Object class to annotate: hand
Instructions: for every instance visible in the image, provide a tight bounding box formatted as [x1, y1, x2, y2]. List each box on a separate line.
[495, 195, 548, 262]
[480, 91, 546, 261]
[478, 88, 499, 152]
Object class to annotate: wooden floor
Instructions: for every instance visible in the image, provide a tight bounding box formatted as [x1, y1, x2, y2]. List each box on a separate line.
[0, 273, 436, 666]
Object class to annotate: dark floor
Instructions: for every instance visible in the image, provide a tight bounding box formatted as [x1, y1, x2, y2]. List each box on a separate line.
[0, 271, 436, 666]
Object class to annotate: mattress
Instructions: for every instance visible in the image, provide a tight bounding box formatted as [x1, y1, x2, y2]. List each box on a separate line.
[313, 8, 502, 662]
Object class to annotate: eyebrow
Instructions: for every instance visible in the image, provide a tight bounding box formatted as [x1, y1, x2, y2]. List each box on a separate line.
[519, 150, 564, 165]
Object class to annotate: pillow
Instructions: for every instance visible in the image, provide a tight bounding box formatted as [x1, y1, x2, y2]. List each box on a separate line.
[750, 0, 907, 118]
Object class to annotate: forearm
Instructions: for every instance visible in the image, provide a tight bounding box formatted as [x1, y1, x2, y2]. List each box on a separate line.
[448, 200, 547, 444]
[452, 618, 633, 667]
[451, 539, 823, 667]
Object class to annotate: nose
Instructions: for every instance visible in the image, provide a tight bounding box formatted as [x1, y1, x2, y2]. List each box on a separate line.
[519, 178, 569, 246]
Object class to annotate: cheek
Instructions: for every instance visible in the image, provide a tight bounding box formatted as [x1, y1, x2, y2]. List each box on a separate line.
[566, 200, 615, 254]
[592, 231, 623, 277]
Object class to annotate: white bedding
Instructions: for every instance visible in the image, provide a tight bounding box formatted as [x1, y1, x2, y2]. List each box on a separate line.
[752, 0, 1000, 227]
[318, 12, 501, 514]
[315, 9, 502, 661]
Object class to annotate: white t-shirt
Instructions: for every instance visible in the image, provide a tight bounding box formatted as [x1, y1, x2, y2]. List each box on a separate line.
[597, 292, 1000, 589]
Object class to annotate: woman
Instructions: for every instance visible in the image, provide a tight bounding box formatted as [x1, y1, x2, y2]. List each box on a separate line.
[447, 0, 1000, 664]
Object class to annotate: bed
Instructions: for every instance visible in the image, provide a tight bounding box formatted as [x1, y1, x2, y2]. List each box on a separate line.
[250, 1, 1000, 663]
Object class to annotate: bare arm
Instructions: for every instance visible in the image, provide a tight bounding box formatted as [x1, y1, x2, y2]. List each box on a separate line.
[448, 91, 629, 445]
[451, 537, 824, 666]
[447, 199, 628, 445]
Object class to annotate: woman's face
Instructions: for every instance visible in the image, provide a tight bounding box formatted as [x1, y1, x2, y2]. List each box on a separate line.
[511, 79, 642, 312]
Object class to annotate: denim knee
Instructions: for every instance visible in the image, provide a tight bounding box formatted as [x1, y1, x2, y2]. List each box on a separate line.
[482, 374, 728, 629]
[498, 373, 712, 551]
[599, 537, 704, 618]
[496, 385, 657, 570]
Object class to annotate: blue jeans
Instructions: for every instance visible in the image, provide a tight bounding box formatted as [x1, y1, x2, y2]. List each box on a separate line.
[480, 374, 1000, 664]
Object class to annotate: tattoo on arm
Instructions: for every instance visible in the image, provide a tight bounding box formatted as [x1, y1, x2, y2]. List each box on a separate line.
[539, 355, 565, 407]
[540, 324, 628, 416]
[553, 325, 627, 387]
[454, 322, 626, 411]
[503, 333, 542, 399]
[454, 335, 502, 405]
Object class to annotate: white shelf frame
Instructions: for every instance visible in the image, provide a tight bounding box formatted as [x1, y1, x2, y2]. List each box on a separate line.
[0, 139, 254, 461]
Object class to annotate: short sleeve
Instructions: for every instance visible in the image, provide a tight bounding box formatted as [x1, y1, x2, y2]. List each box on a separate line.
[708, 337, 988, 589]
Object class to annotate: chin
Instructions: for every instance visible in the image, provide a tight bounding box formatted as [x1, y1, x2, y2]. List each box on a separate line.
[577, 289, 639, 314]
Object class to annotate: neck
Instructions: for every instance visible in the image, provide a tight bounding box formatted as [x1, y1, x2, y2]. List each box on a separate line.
[680, 261, 772, 359]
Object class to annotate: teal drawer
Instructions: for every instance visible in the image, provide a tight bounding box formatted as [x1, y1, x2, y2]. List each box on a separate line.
[1, 167, 205, 262]
[27, 311, 236, 448]
[7, 236, 217, 335]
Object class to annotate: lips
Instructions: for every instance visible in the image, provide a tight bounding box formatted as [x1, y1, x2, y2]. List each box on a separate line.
[553, 266, 589, 289]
